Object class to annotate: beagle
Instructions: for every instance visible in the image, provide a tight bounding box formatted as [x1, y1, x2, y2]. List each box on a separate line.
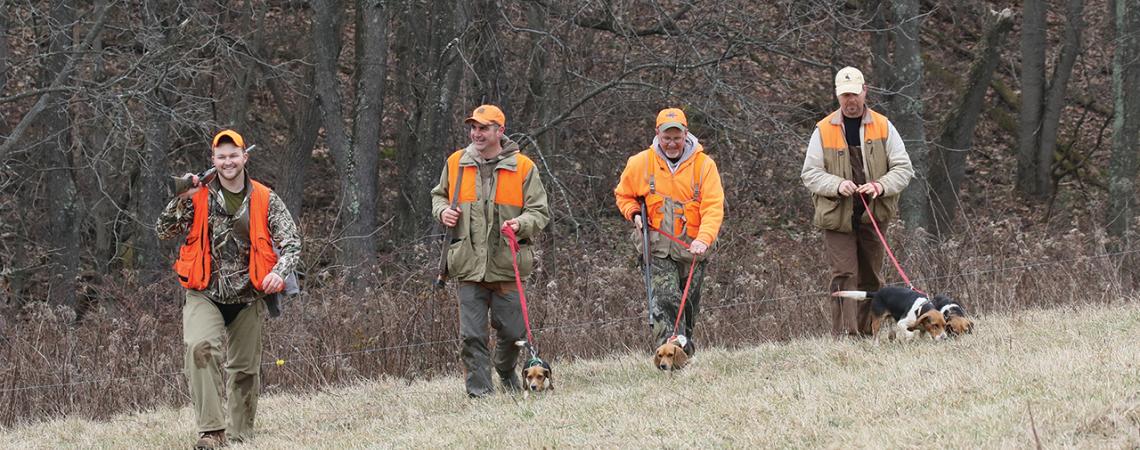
[521, 358, 553, 396]
[515, 341, 552, 397]
[833, 286, 948, 342]
[931, 294, 974, 336]
[654, 335, 689, 371]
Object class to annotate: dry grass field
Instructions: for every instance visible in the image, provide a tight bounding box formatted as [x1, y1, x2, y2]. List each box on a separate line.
[3, 302, 1139, 449]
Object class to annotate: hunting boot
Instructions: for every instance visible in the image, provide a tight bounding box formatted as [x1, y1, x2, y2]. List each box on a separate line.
[194, 430, 227, 449]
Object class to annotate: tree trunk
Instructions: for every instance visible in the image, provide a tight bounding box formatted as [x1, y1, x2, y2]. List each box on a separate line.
[40, 1, 80, 308]
[135, 0, 178, 285]
[348, 0, 387, 261]
[272, 72, 321, 221]
[1017, 0, 1047, 197]
[1038, 0, 1084, 196]
[395, 0, 463, 239]
[867, 0, 895, 113]
[466, 0, 506, 106]
[928, 9, 1014, 237]
[891, 0, 930, 232]
[1106, 0, 1140, 241]
[0, 11, 8, 128]
[312, 1, 370, 273]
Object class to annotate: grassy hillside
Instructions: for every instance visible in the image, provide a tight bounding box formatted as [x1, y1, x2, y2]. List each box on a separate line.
[4, 302, 1139, 448]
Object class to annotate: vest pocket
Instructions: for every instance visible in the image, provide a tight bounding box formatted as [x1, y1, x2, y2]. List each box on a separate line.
[867, 195, 900, 223]
[683, 201, 702, 239]
[812, 194, 845, 231]
[446, 238, 476, 279]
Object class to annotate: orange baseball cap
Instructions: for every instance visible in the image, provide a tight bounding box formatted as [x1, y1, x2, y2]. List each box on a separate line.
[212, 129, 246, 149]
[464, 104, 506, 127]
[656, 108, 688, 132]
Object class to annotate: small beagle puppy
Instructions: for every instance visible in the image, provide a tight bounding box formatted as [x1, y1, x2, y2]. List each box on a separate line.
[654, 335, 690, 371]
[515, 341, 552, 398]
[931, 294, 974, 336]
[833, 286, 948, 342]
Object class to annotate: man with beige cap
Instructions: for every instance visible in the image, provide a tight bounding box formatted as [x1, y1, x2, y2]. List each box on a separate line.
[430, 104, 550, 397]
[801, 67, 914, 337]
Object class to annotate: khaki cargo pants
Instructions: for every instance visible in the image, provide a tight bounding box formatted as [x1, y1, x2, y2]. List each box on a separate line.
[823, 224, 885, 336]
[458, 281, 525, 397]
[183, 290, 264, 440]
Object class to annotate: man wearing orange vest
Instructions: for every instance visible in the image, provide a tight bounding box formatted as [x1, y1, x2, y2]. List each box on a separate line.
[156, 129, 301, 449]
[430, 105, 550, 397]
[614, 108, 725, 354]
[801, 67, 914, 337]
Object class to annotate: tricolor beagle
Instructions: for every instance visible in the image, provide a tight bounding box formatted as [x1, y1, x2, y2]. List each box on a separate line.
[931, 294, 973, 336]
[833, 286, 948, 342]
[654, 335, 690, 371]
[515, 341, 552, 397]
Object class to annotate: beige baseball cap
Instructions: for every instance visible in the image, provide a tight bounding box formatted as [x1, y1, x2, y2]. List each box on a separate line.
[835, 66, 865, 96]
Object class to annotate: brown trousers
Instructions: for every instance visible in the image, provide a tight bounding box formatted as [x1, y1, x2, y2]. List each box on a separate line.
[823, 223, 885, 336]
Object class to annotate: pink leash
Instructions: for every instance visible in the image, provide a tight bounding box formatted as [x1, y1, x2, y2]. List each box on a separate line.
[859, 193, 925, 295]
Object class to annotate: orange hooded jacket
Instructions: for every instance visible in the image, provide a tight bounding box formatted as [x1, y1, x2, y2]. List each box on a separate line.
[614, 143, 724, 246]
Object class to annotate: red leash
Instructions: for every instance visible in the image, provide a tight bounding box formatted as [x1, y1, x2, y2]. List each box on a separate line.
[647, 227, 700, 339]
[858, 193, 925, 295]
[501, 224, 536, 345]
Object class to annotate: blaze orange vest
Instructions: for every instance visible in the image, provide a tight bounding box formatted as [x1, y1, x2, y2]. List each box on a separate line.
[445, 150, 533, 207]
[174, 180, 278, 291]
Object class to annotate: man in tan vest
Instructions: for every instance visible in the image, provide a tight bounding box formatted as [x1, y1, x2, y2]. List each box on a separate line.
[801, 67, 914, 337]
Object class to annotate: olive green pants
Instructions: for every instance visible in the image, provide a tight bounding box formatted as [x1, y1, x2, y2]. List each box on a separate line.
[458, 281, 525, 397]
[183, 290, 264, 440]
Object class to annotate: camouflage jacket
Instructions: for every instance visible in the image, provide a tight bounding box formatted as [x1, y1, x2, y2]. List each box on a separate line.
[156, 175, 302, 304]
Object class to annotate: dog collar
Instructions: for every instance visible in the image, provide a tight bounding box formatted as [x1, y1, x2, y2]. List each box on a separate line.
[524, 357, 544, 369]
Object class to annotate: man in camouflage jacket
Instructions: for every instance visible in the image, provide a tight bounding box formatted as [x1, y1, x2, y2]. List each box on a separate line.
[156, 130, 301, 448]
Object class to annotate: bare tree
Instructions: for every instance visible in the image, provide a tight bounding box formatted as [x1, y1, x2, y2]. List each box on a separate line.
[1106, 0, 1140, 242]
[1017, 0, 1085, 199]
[311, 0, 388, 276]
[394, 0, 464, 240]
[927, 9, 1015, 237]
[892, 0, 930, 232]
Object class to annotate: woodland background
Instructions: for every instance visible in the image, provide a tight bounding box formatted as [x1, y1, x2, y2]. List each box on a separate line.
[1, 0, 1139, 425]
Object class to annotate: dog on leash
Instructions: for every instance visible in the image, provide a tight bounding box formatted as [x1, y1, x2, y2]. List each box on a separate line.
[515, 341, 552, 397]
[832, 286, 948, 343]
[930, 294, 974, 336]
[654, 335, 690, 371]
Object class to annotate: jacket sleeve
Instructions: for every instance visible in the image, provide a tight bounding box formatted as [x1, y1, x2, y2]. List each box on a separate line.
[614, 153, 646, 220]
[155, 197, 193, 240]
[873, 121, 914, 196]
[696, 157, 724, 246]
[429, 163, 451, 223]
[266, 191, 302, 279]
[515, 167, 550, 240]
[801, 128, 846, 197]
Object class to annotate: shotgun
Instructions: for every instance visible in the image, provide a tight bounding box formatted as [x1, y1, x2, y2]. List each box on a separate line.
[170, 145, 257, 194]
[434, 163, 465, 289]
[638, 197, 653, 327]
